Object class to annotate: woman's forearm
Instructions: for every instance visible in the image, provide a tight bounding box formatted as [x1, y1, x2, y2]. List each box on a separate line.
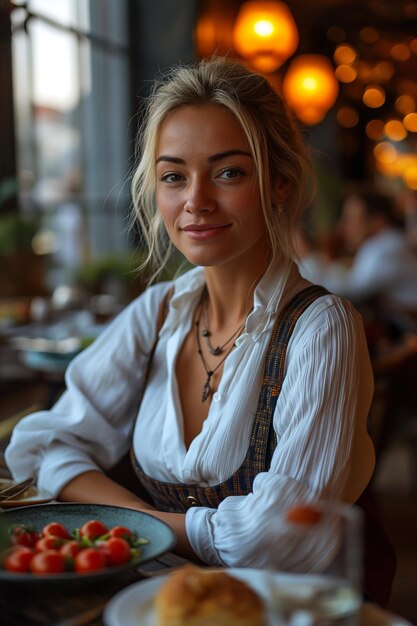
[58, 470, 196, 559]
[58, 470, 153, 508]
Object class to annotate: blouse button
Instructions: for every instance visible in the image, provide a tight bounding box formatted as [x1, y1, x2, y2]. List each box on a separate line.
[186, 495, 200, 507]
[213, 392, 222, 402]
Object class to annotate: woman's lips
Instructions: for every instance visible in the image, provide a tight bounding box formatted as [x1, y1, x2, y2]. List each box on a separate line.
[182, 223, 232, 240]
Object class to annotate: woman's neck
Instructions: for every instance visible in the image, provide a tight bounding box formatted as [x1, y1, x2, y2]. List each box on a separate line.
[202, 256, 272, 327]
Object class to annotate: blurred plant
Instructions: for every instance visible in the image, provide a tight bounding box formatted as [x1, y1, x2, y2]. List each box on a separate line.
[0, 177, 18, 207]
[0, 214, 39, 255]
[0, 177, 39, 256]
[75, 249, 191, 294]
[75, 252, 144, 289]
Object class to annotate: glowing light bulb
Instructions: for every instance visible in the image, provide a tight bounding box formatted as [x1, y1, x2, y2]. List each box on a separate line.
[233, 1, 299, 72]
[283, 54, 339, 125]
[302, 77, 318, 91]
[253, 19, 274, 37]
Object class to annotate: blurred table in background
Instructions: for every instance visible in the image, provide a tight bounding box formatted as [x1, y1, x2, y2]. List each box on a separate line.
[2, 323, 106, 408]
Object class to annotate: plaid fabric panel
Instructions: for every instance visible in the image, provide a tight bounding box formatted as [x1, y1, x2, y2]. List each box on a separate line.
[131, 286, 328, 513]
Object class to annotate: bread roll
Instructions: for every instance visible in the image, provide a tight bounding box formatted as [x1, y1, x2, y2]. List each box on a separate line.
[155, 564, 266, 626]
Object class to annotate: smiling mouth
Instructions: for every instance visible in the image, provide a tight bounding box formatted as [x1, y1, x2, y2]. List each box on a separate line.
[182, 223, 232, 240]
[183, 223, 230, 231]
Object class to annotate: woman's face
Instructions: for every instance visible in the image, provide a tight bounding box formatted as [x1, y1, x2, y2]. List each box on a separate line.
[340, 194, 369, 253]
[155, 104, 270, 271]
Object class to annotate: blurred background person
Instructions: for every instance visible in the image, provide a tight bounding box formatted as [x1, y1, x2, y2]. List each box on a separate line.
[296, 186, 417, 465]
[398, 189, 417, 254]
[294, 220, 346, 290]
[333, 186, 417, 458]
[315, 186, 417, 320]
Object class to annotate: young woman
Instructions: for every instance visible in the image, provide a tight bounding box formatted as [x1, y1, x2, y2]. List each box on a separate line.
[6, 57, 392, 604]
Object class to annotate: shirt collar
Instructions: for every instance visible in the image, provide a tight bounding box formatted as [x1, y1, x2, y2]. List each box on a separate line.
[245, 257, 294, 339]
[163, 259, 306, 340]
[161, 267, 205, 334]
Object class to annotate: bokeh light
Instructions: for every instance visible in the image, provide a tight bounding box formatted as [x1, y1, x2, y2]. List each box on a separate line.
[395, 95, 416, 115]
[336, 106, 359, 128]
[374, 142, 398, 164]
[359, 27, 380, 44]
[335, 64, 357, 83]
[384, 119, 408, 141]
[403, 112, 417, 132]
[333, 44, 357, 65]
[390, 43, 411, 61]
[366, 119, 385, 141]
[363, 85, 386, 108]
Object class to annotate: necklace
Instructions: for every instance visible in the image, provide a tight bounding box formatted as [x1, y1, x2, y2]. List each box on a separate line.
[201, 294, 243, 355]
[195, 300, 247, 403]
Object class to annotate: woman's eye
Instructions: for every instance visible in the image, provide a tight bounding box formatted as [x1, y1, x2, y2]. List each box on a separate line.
[160, 172, 183, 183]
[218, 168, 244, 180]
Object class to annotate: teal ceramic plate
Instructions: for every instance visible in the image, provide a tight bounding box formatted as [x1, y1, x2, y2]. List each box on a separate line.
[0, 503, 176, 583]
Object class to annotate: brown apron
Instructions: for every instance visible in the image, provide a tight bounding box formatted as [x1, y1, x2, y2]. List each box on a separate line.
[129, 285, 396, 606]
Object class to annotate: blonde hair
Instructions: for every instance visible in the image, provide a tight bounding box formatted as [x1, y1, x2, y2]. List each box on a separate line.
[131, 56, 314, 280]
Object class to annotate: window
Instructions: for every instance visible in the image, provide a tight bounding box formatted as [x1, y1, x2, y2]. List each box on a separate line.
[10, 0, 132, 288]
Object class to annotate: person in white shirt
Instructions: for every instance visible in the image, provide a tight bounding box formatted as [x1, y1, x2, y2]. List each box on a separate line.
[5, 57, 393, 604]
[314, 188, 417, 314]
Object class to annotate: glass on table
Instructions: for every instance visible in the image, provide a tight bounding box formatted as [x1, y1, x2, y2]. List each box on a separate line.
[267, 501, 363, 626]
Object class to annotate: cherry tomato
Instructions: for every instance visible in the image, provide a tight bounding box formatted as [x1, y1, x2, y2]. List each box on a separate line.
[109, 525, 133, 540]
[10, 526, 38, 548]
[79, 520, 108, 540]
[59, 540, 83, 560]
[285, 505, 323, 526]
[74, 548, 107, 573]
[41, 522, 70, 540]
[100, 537, 131, 565]
[35, 536, 64, 552]
[3, 546, 34, 573]
[30, 550, 66, 574]
[2, 519, 140, 576]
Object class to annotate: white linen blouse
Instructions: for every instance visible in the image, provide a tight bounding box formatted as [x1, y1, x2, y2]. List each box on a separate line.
[5, 259, 375, 572]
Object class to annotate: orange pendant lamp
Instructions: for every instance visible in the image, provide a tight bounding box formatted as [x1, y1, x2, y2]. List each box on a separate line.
[233, 1, 299, 73]
[282, 54, 339, 125]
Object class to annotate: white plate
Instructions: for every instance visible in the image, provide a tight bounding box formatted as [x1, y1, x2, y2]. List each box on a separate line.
[0, 478, 52, 508]
[103, 569, 342, 626]
[103, 569, 277, 626]
[103, 568, 412, 626]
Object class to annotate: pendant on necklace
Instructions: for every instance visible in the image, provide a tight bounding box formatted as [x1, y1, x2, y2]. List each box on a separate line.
[201, 372, 213, 403]
[201, 381, 211, 402]
[201, 328, 222, 355]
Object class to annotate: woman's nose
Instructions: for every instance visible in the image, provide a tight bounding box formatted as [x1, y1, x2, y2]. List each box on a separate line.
[184, 179, 216, 213]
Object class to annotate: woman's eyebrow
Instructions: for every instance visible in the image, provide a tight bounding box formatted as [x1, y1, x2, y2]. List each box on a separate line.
[156, 156, 185, 164]
[208, 149, 252, 162]
[156, 150, 252, 165]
